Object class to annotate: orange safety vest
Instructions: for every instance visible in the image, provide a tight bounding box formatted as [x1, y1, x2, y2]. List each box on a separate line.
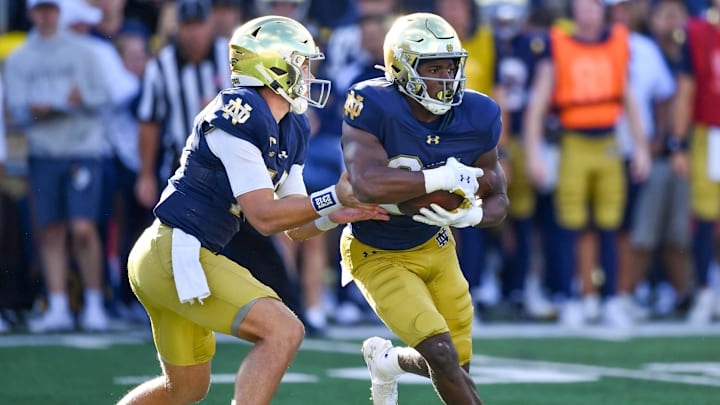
[551, 24, 630, 130]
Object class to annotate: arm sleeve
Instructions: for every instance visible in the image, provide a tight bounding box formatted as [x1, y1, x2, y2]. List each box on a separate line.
[276, 164, 308, 198]
[205, 128, 274, 197]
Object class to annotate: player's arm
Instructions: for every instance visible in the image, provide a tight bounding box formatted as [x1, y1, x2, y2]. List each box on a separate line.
[273, 167, 389, 241]
[208, 129, 385, 237]
[492, 83, 512, 183]
[623, 86, 651, 182]
[342, 122, 428, 203]
[342, 122, 483, 203]
[668, 34, 694, 178]
[135, 121, 161, 209]
[522, 58, 554, 187]
[669, 74, 695, 177]
[473, 147, 509, 228]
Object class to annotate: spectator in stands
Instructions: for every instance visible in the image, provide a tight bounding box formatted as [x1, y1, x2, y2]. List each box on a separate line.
[523, 0, 651, 328]
[487, 0, 557, 320]
[211, 0, 245, 40]
[670, 0, 720, 325]
[607, 0, 683, 322]
[61, 0, 149, 323]
[135, 0, 229, 210]
[624, 0, 692, 318]
[4, 0, 112, 332]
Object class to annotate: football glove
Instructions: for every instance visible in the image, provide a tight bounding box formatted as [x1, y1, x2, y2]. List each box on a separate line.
[422, 157, 484, 198]
[412, 199, 484, 228]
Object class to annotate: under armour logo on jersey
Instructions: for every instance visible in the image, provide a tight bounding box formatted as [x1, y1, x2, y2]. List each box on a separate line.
[278, 150, 288, 159]
[435, 228, 449, 247]
[426, 135, 440, 145]
[222, 97, 253, 125]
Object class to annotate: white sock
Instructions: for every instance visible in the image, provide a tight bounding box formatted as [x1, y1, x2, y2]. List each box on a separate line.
[380, 347, 405, 376]
[48, 292, 69, 314]
[84, 289, 104, 311]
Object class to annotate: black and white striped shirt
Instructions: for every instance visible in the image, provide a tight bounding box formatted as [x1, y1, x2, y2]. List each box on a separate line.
[136, 37, 231, 179]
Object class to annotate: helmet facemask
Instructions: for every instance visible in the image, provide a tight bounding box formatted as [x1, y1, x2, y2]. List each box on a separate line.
[391, 51, 467, 115]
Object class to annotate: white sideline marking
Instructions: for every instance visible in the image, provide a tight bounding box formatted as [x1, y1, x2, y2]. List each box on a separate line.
[114, 373, 318, 386]
[2, 321, 719, 347]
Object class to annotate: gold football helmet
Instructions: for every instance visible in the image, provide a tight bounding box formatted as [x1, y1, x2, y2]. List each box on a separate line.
[383, 13, 468, 115]
[229, 15, 330, 114]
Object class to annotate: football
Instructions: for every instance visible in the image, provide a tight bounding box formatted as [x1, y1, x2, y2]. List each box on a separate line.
[397, 190, 465, 216]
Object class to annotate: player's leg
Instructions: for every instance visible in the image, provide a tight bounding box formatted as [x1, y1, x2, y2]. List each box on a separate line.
[121, 221, 303, 405]
[28, 157, 74, 332]
[344, 228, 480, 404]
[554, 133, 591, 326]
[67, 158, 108, 331]
[594, 134, 629, 327]
[193, 237, 304, 404]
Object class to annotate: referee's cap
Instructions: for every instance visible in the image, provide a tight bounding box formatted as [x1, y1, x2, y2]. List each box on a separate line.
[178, 0, 212, 24]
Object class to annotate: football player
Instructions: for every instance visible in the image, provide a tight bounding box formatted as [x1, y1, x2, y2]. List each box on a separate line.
[340, 13, 508, 405]
[117, 16, 389, 405]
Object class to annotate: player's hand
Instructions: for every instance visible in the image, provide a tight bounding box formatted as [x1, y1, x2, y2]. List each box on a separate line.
[670, 151, 690, 178]
[412, 199, 484, 228]
[630, 145, 651, 182]
[526, 149, 547, 189]
[423, 157, 484, 197]
[335, 172, 381, 211]
[329, 206, 390, 224]
[445, 157, 484, 197]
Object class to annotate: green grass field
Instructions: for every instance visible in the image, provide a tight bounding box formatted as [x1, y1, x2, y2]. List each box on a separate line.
[2, 324, 719, 404]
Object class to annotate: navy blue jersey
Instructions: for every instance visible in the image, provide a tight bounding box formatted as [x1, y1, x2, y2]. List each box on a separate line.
[154, 87, 310, 252]
[343, 79, 501, 250]
[493, 32, 550, 135]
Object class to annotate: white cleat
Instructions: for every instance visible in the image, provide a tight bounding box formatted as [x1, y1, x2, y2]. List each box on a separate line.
[602, 297, 633, 329]
[362, 337, 398, 405]
[687, 288, 716, 326]
[28, 310, 75, 333]
[558, 300, 584, 329]
[79, 306, 109, 332]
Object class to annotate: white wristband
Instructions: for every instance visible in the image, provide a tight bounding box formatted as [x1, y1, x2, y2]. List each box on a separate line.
[309, 185, 343, 216]
[422, 166, 453, 193]
[314, 215, 338, 231]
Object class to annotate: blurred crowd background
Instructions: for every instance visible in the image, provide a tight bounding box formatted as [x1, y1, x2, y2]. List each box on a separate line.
[0, 0, 719, 336]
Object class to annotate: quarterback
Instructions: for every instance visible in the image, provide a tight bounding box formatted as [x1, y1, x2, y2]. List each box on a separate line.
[340, 12, 508, 405]
[117, 16, 387, 405]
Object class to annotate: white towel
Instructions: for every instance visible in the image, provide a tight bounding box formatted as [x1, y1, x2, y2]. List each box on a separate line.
[171, 228, 211, 304]
[708, 127, 720, 182]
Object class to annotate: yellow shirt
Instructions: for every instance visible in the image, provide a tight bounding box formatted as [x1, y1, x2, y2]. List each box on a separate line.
[462, 24, 495, 95]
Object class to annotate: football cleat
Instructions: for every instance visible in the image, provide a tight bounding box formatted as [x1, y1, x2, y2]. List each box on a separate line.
[362, 337, 399, 405]
[28, 309, 75, 333]
[687, 288, 717, 326]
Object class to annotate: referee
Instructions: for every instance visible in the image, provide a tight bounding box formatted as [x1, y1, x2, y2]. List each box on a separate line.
[134, 0, 305, 320]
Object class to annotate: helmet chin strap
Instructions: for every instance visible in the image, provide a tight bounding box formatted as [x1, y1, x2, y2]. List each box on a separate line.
[255, 64, 309, 114]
